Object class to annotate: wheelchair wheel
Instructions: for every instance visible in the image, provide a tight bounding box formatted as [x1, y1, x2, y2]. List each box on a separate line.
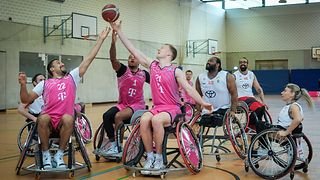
[176, 122, 202, 174]
[75, 113, 93, 144]
[16, 123, 37, 174]
[184, 103, 195, 124]
[17, 121, 37, 157]
[93, 123, 112, 160]
[122, 123, 144, 166]
[248, 128, 296, 179]
[74, 126, 92, 170]
[293, 133, 313, 171]
[226, 114, 248, 160]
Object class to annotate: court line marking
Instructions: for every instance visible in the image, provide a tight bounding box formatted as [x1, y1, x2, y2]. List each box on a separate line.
[76, 165, 123, 180]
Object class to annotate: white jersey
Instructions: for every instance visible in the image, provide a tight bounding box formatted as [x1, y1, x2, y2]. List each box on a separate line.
[198, 70, 231, 114]
[277, 102, 303, 129]
[233, 70, 255, 97]
[28, 95, 44, 114]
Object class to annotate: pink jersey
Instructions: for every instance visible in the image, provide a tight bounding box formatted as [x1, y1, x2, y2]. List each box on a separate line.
[180, 80, 196, 105]
[117, 67, 147, 111]
[150, 60, 180, 106]
[42, 74, 76, 129]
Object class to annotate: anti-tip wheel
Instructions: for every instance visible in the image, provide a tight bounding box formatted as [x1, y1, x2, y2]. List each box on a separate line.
[95, 155, 100, 161]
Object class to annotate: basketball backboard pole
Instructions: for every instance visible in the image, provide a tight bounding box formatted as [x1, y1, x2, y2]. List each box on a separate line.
[43, 14, 72, 45]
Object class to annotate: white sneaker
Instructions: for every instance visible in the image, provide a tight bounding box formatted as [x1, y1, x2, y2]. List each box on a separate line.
[141, 156, 154, 175]
[42, 153, 52, 169]
[53, 152, 66, 168]
[153, 159, 165, 170]
[100, 145, 119, 156]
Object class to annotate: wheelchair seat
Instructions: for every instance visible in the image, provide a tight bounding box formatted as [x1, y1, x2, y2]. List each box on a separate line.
[199, 113, 224, 127]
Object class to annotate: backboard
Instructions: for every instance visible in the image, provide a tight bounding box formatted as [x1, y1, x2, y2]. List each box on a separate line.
[72, 12, 97, 40]
[208, 39, 218, 55]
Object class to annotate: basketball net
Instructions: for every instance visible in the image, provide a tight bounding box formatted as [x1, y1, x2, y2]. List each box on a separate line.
[211, 51, 221, 56]
[83, 35, 89, 40]
[82, 35, 98, 41]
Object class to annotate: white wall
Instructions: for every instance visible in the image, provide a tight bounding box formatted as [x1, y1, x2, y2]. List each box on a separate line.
[225, 3, 320, 69]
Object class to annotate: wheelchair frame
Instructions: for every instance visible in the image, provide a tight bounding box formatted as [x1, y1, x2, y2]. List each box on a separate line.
[15, 122, 91, 179]
[245, 128, 313, 179]
[122, 114, 202, 179]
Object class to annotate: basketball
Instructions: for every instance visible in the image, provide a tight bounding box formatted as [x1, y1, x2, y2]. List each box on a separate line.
[101, 4, 120, 22]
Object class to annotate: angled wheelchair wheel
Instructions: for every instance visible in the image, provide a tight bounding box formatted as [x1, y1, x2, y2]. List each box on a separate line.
[226, 114, 248, 160]
[16, 123, 38, 174]
[122, 123, 144, 166]
[293, 133, 313, 171]
[184, 103, 195, 124]
[248, 128, 296, 179]
[93, 123, 112, 161]
[17, 121, 37, 157]
[74, 126, 92, 170]
[176, 122, 202, 174]
[75, 113, 93, 144]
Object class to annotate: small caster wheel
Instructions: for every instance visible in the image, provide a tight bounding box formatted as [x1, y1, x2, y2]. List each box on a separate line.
[95, 155, 100, 161]
[303, 167, 308, 173]
[35, 172, 41, 180]
[116, 157, 121, 163]
[254, 163, 259, 168]
[132, 172, 136, 178]
[216, 155, 221, 162]
[290, 172, 294, 179]
[245, 165, 249, 172]
[68, 171, 75, 178]
[161, 173, 165, 179]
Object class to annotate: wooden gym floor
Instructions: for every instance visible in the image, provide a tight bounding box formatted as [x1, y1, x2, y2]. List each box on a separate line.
[0, 95, 319, 179]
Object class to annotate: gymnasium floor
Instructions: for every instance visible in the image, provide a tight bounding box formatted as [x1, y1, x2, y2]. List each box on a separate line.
[0, 95, 319, 179]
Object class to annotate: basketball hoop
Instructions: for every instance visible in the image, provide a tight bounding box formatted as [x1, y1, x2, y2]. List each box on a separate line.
[82, 35, 97, 41]
[316, 55, 320, 62]
[83, 35, 89, 40]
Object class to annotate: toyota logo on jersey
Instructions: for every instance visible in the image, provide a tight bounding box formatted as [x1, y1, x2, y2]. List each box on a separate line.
[242, 83, 250, 89]
[205, 90, 216, 98]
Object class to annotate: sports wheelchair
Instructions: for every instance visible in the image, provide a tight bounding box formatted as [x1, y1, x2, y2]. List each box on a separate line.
[122, 113, 202, 179]
[245, 128, 313, 179]
[15, 117, 91, 179]
[93, 110, 147, 162]
[17, 103, 92, 157]
[189, 105, 249, 161]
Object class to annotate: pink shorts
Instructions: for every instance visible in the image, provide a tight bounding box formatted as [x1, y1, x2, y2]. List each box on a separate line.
[47, 113, 73, 130]
[149, 105, 182, 122]
[117, 103, 146, 112]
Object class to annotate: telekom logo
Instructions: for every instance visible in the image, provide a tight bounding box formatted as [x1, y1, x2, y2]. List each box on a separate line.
[128, 88, 136, 97]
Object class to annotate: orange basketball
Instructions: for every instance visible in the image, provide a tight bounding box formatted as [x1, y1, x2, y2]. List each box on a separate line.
[101, 4, 120, 22]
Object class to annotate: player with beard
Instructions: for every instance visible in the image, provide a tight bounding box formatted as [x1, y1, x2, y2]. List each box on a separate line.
[233, 57, 266, 126]
[195, 56, 238, 122]
[19, 28, 110, 169]
[95, 30, 150, 156]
